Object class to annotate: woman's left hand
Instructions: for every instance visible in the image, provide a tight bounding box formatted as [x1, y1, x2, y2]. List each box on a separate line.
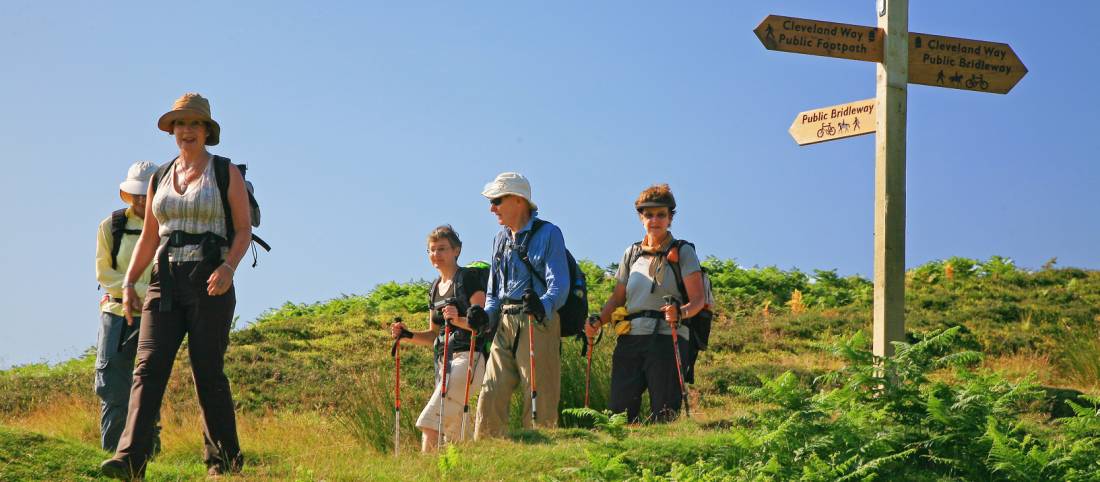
[207, 263, 234, 296]
[442, 304, 459, 322]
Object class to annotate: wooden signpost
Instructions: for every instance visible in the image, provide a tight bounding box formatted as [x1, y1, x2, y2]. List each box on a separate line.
[789, 99, 876, 146]
[756, 1, 1027, 357]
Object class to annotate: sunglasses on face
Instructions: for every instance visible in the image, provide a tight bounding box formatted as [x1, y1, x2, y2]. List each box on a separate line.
[639, 210, 669, 220]
[490, 196, 508, 206]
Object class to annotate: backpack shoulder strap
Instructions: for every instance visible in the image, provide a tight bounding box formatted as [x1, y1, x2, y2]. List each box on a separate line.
[517, 219, 547, 290]
[212, 155, 234, 242]
[452, 266, 469, 310]
[625, 242, 645, 273]
[109, 209, 129, 270]
[150, 158, 176, 196]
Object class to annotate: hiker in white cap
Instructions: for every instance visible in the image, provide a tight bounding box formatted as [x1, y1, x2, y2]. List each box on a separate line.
[474, 172, 570, 438]
[94, 161, 160, 454]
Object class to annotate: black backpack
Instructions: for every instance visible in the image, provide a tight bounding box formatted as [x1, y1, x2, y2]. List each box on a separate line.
[108, 208, 142, 270]
[151, 156, 271, 262]
[625, 239, 713, 351]
[501, 219, 589, 338]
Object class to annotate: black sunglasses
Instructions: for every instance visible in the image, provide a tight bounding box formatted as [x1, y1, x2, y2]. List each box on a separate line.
[490, 196, 507, 206]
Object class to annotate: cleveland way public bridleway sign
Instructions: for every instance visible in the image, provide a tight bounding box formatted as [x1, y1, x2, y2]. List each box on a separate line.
[789, 99, 876, 146]
[754, 2, 1028, 359]
[908, 32, 1027, 94]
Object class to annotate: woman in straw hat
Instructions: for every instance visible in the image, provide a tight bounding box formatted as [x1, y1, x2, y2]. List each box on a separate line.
[101, 93, 250, 480]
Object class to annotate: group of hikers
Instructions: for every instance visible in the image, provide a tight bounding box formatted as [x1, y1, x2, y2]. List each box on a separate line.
[93, 93, 711, 480]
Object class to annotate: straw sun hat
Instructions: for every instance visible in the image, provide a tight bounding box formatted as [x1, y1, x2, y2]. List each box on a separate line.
[156, 93, 221, 146]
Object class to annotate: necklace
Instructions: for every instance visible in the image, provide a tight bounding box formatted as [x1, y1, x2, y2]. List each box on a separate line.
[174, 155, 210, 193]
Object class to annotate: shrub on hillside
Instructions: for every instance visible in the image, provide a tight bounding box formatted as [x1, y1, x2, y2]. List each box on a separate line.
[580, 327, 1100, 480]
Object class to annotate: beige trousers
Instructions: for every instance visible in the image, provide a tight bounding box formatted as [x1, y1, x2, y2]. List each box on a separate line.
[474, 310, 561, 439]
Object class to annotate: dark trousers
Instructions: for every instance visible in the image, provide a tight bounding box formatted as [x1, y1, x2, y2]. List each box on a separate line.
[114, 261, 242, 474]
[609, 334, 689, 423]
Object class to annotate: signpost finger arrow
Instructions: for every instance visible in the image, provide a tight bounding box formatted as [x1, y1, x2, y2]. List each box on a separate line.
[754, 15, 883, 62]
[789, 99, 877, 146]
[908, 32, 1027, 94]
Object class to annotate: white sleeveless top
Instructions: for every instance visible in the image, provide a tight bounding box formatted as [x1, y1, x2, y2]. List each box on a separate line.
[152, 158, 228, 262]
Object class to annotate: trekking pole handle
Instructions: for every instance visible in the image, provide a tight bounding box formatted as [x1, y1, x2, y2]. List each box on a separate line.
[390, 316, 413, 357]
[662, 296, 682, 324]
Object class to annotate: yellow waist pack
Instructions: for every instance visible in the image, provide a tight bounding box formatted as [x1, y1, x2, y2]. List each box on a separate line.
[611, 307, 631, 335]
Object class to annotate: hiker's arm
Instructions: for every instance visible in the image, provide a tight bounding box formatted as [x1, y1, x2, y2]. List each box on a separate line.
[122, 182, 162, 325]
[662, 244, 705, 322]
[679, 271, 705, 319]
[598, 282, 627, 328]
[537, 226, 569, 315]
[390, 320, 435, 346]
[444, 291, 487, 332]
[594, 246, 633, 327]
[676, 244, 705, 319]
[207, 163, 251, 296]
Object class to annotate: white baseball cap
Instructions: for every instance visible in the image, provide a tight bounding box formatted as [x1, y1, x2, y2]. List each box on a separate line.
[119, 161, 158, 197]
[482, 172, 538, 211]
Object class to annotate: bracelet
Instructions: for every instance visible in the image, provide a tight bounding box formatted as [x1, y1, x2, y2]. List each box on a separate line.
[222, 262, 236, 273]
[123, 282, 135, 289]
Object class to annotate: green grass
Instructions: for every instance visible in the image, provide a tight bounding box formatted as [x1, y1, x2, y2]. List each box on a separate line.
[2, 256, 1099, 480]
[0, 426, 104, 481]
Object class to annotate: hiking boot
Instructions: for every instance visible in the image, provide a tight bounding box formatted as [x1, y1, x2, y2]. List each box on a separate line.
[100, 458, 142, 481]
[206, 458, 243, 477]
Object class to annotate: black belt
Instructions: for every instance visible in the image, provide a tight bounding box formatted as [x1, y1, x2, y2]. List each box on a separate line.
[501, 299, 525, 315]
[157, 230, 228, 312]
[625, 310, 665, 321]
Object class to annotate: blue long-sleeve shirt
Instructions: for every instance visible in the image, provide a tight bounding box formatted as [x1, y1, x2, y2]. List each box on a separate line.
[484, 217, 570, 318]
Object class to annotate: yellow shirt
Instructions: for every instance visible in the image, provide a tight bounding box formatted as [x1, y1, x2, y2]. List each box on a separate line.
[96, 207, 153, 317]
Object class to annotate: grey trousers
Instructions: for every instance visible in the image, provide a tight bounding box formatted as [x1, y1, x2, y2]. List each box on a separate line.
[95, 312, 161, 453]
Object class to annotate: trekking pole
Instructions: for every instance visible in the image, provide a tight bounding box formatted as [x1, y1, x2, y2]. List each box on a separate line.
[437, 321, 452, 448]
[662, 296, 690, 418]
[528, 312, 538, 423]
[430, 298, 459, 448]
[460, 329, 477, 441]
[390, 317, 411, 456]
[584, 315, 599, 408]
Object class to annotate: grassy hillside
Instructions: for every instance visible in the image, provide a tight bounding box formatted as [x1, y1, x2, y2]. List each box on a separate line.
[2, 256, 1099, 480]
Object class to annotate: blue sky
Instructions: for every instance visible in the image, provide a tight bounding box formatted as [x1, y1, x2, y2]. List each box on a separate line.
[1, 1, 1096, 367]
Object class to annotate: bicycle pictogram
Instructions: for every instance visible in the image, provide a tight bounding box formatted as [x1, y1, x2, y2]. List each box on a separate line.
[965, 73, 989, 90]
[817, 122, 837, 138]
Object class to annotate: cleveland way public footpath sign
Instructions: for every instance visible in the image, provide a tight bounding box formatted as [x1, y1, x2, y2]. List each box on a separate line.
[754, 15, 883, 62]
[754, 2, 1027, 357]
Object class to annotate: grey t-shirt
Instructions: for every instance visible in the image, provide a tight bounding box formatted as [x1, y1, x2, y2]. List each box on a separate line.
[615, 241, 700, 337]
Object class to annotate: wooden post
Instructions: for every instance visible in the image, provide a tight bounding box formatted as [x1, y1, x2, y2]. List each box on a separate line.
[873, 0, 907, 358]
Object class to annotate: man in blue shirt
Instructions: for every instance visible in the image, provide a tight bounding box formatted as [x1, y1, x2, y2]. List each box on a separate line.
[474, 172, 569, 438]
